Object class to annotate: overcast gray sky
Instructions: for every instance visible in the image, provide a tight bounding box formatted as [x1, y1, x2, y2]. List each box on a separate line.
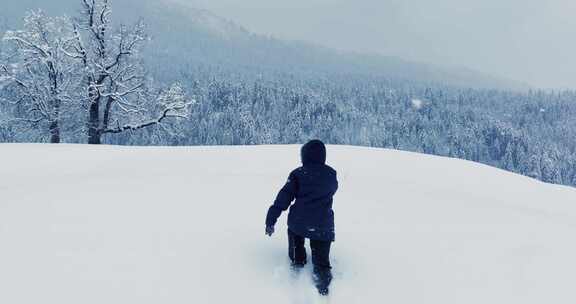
[180, 0, 576, 89]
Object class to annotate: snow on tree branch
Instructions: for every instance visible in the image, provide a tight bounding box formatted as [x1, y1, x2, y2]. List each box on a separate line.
[1, 10, 80, 143]
[102, 83, 193, 134]
[59, 0, 194, 144]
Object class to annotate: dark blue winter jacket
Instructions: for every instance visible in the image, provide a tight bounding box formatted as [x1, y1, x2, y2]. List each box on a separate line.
[266, 140, 339, 242]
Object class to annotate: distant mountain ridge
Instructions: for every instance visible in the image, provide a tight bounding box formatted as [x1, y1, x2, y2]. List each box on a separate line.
[0, 0, 525, 89]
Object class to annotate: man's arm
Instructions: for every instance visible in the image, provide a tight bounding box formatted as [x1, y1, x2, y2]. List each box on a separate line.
[265, 170, 298, 228]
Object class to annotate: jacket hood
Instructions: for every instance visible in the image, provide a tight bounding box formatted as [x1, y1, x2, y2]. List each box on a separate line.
[301, 140, 326, 165]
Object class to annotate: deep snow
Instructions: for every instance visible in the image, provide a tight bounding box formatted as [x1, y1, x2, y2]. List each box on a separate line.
[1, 144, 575, 303]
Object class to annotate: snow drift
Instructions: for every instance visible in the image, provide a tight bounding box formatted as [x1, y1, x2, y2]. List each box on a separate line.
[0, 144, 575, 303]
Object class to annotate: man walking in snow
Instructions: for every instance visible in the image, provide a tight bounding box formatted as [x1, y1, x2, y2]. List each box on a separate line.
[265, 139, 339, 296]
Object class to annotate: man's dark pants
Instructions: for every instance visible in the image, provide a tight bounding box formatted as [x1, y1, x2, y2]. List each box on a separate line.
[288, 229, 333, 292]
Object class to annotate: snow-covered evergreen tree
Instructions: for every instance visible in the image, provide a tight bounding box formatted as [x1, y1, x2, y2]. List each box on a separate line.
[541, 151, 562, 184]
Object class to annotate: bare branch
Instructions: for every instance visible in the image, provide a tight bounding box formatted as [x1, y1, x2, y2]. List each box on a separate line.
[102, 103, 190, 135]
[3, 35, 50, 58]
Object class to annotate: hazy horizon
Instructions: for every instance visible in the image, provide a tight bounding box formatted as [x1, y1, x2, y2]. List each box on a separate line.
[1, 0, 575, 89]
[184, 0, 576, 89]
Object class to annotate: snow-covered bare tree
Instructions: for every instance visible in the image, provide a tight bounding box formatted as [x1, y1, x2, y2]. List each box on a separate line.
[1, 10, 79, 143]
[66, 0, 191, 144]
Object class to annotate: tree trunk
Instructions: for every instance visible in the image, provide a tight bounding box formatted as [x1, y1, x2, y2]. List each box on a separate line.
[49, 120, 60, 143]
[88, 101, 101, 144]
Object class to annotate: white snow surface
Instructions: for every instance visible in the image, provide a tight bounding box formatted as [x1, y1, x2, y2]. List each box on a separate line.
[1, 144, 575, 303]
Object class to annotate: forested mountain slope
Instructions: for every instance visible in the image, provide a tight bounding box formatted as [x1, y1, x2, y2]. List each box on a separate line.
[0, 0, 521, 89]
[1, 0, 574, 188]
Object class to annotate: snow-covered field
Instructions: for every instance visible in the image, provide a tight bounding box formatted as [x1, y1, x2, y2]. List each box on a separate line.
[1, 144, 575, 304]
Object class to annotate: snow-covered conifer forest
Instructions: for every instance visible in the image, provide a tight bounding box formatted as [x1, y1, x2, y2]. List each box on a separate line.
[1, 0, 575, 188]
